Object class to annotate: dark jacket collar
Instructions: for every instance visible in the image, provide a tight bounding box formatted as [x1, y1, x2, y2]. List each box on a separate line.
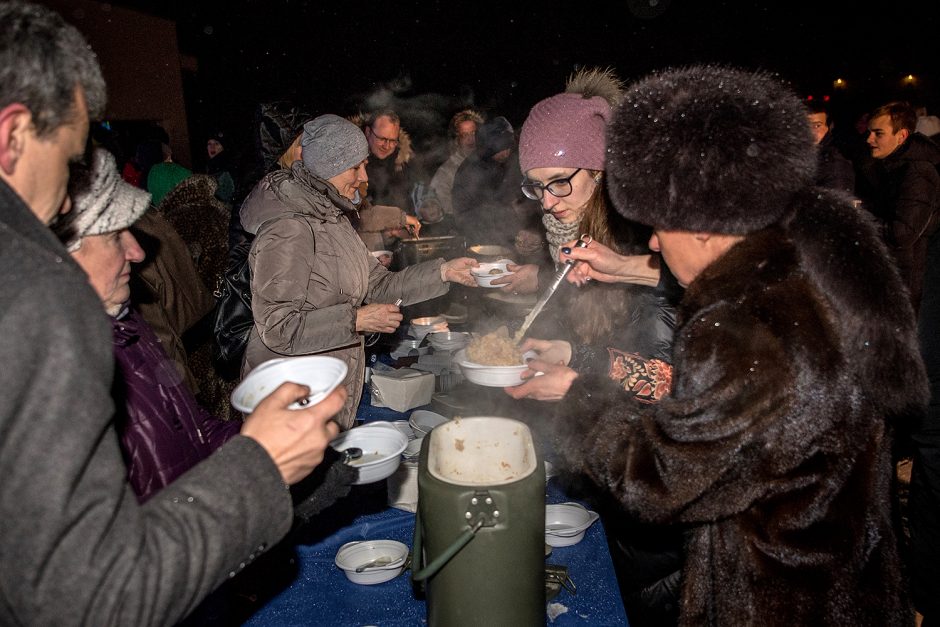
[0, 178, 73, 259]
[882, 132, 940, 168]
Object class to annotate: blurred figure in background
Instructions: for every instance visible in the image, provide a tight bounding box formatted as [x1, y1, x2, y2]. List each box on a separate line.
[452, 116, 534, 252]
[205, 128, 235, 205]
[147, 139, 192, 207]
[430, 108, 484, 217]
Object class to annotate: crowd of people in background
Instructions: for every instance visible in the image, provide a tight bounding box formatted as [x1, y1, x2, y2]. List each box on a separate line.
[1, 1, 938, 626]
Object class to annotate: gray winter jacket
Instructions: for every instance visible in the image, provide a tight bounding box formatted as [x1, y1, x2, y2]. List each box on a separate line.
[0, 179, 292, 625]
[241, 163, 448, 427]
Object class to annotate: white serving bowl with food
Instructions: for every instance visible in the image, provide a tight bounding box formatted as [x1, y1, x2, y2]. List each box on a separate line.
[334, 540, 409, 585]
[330, 423, 409, 484]
[470, 260, 515, 288]
[454, 349, 534, 387]
[231, 355, 348, 414]
[544, 502, 600, 547]
[426, 331, 471, 352]
[408, 409, 450, 437]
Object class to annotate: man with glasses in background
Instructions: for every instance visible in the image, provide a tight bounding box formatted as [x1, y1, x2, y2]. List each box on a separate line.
[355, 109, 426, 216]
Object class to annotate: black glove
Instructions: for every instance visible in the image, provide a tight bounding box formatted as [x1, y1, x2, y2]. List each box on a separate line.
[290, 446, 359, 523]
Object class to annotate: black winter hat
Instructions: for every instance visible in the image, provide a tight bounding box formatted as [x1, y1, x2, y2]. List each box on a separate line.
[606, 65, 817, 234]
[476, 116, 515, 160]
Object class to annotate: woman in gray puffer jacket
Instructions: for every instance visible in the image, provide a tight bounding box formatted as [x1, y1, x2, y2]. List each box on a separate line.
[241, 114, 478, 428]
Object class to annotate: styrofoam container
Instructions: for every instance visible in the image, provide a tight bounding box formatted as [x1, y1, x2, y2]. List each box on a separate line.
[330, 424, 408, 484]
[427, 331, 471, 352]
[388, 460, 419, 512]
[544, 502, 600, 547]
[334, 540, 409, 584]
[471, 260, 515, 288]
[408, 409, 450, 437]
[454, 348, 536, 387]
[231, 356, 348, 413]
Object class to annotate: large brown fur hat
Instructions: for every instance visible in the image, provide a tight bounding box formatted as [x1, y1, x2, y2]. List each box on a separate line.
[606, 65, 817, 234]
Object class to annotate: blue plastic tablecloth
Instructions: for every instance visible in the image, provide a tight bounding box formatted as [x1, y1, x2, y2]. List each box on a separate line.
[240, 387, 629, 626]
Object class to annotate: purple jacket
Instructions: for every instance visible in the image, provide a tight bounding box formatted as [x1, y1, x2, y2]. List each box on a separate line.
[112, 308, 240, 501]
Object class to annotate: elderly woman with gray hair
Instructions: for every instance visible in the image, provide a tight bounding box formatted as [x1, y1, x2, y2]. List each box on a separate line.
[240, 114, 478, 428]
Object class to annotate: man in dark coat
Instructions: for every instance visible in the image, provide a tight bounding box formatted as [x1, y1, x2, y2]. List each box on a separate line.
[806, 101, 855, 195]
[532, 65, 927, 625]
[857, 100, 940, 312]
[0, 4, 343, 624]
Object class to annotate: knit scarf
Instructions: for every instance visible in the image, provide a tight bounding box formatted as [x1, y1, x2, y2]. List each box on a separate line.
[543, 213, 581, 268]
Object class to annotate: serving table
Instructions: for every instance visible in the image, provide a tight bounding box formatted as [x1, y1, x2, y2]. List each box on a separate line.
[236, 386, 629, 626]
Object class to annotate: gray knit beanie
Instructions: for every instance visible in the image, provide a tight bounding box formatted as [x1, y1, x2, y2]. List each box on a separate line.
[300, 114, 370, 179]
[68, 148, 151, 251]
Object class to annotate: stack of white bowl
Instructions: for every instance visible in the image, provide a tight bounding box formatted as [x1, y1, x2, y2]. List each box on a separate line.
[426, 331, 470, 352]
[409, 316, 448, 341]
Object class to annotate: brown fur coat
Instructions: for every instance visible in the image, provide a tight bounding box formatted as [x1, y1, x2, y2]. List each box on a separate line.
[551, 190, 928, 625]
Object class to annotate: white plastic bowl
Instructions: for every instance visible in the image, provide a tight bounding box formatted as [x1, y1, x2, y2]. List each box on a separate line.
[330, 424, 408, 484]
[544, 502, 600, 547]
[427, 331, 471, 352]
[334, 540, 409, 585]
[454, 348, 536, 387]
[471, 260, 515, 288]
[361, 419, 415, 440]
[408, 409, 450, 437]
[231, 356, 348, 413]
[409, 316, 448, 341]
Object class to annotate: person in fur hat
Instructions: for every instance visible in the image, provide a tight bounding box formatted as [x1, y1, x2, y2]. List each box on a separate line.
[516, 65, 928, 625]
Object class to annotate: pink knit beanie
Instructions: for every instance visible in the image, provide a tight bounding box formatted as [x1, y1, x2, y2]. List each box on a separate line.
[518, 92, 611, 174]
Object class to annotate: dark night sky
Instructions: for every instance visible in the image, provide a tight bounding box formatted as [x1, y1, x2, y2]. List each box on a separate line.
[111, 0, 940, 156]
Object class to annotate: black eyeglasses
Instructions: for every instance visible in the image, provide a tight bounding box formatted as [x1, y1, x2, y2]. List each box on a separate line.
[367, 126, 400, 147]
[520, 168, 582, 201]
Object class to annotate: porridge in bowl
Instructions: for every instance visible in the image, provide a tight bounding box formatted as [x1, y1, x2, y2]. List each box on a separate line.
[466, 327, 523, 366]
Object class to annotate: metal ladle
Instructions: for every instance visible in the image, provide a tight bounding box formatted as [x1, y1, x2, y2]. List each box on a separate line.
[514, 235, 591, 341]
[342, 447, 363, 464]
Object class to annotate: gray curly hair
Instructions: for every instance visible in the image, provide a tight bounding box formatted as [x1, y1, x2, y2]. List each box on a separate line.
[0, 1, 106, 137]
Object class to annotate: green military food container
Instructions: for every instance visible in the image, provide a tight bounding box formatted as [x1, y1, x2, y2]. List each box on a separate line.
[412, 416, 545, 626]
